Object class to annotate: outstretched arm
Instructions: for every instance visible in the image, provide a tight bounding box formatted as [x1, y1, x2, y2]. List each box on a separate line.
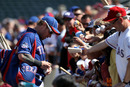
[82, 40, 109, 55]
[18, 53, 51, 70]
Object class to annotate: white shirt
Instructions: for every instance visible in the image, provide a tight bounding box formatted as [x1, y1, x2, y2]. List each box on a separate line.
[105, 26, 130, 82]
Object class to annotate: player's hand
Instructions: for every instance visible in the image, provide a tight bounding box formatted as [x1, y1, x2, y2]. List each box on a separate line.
[45, 66, 52, 75]
[40, 61, 51, 70]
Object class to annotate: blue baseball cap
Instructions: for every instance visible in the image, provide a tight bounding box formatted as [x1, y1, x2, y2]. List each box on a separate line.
[29, 16, 39, 23]
[87, 20, 94, 28]
[63, 11, 75, 19]
[42, 16, 60, 35]
[69, 6, 80, 12]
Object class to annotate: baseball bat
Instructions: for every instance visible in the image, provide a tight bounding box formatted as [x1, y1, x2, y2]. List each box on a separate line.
[59, 67, 86, 87]
[1, 34, 11, 50]
[0, 34, 7, 49]
[101, 0, 109, 5]
[59, 67, 71, 75]
[0, 33, 11, 50]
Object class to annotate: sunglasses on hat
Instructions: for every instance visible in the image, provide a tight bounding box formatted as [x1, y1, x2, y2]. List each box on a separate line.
[44, 20, 53, 34]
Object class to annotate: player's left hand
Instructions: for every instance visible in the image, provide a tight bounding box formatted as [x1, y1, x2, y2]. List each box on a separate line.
[45, 66, 52, 75]
[41, 61, 51, 70]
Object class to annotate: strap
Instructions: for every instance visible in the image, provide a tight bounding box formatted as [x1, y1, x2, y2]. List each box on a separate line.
[3, 32, 36, 82]
[0, 49, 5, 59]
[32, 38, 36, 58]
[118, 31, 121, 36]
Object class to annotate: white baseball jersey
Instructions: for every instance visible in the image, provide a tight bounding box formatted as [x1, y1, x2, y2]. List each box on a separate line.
[105, 26, 130, 82]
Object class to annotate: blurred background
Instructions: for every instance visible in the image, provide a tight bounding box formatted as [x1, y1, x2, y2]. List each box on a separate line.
[0, 0, 129, 21]
[0, 0, 130, 87]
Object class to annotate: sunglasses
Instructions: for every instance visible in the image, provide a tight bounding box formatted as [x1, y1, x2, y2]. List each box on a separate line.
[44, 21, 53, 34]
[74, 13, 82, 16]
[112, 18, 119, 24]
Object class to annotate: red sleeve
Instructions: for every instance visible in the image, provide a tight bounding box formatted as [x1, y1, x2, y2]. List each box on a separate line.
[61, 33, 66, 42]
[73, 27, 79, 33]
[69, 27, 79, 34]
[61, 27, 79, 42]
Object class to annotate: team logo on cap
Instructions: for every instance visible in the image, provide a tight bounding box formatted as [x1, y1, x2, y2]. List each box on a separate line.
[65, 12, 71, 16]
[21, 42, 29, 48]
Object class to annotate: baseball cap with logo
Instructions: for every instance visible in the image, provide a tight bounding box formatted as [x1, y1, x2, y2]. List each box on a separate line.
[42, 16, 60, 35]
[103, 6, 127, 22]
[63, 11, 75, 19]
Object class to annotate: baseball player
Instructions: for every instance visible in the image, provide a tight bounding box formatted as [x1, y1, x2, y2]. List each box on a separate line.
[81, 6, 130, 87]
[0, 16, 60, 87]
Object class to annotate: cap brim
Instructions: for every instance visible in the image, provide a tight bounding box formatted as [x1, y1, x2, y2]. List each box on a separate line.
[51, 26, 60, 35]
[102, 17, 116, 22]
[63, 17, 74, 19]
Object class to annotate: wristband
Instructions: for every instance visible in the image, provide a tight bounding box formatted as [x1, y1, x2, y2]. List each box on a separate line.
[34, 59, 42, 67]
[123, 81, 128, 84]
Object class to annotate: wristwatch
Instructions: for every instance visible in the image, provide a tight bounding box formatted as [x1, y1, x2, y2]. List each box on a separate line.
[123, 80, 130, 85]
[123, 81, 128, 84]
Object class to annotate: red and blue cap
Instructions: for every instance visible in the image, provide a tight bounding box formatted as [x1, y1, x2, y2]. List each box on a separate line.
[42, 16, 60, 35]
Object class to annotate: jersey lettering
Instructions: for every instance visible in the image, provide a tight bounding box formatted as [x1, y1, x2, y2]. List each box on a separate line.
[37, 46, 44, 55]
[22, 66, 37, 73]
[117, 47, 124, 57]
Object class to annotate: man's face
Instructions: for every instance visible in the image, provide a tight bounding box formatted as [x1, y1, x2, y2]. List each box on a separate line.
[64, 18, 75, 28]
[109, 18, 121, 31]
[81, 18, 91, 28]
[40, 23, 53, 40]
[74, 10, 84, 22]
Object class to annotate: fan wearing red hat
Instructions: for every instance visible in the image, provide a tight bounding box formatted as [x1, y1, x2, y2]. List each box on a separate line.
[80, 6, 130, 87]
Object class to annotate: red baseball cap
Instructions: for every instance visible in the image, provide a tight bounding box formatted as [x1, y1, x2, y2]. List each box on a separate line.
[103, 6, 126, 22]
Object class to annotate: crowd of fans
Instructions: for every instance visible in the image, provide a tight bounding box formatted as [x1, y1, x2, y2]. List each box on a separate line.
[0, 0, 130, 87]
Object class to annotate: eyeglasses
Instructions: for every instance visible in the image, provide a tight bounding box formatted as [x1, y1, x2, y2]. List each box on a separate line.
[106, 18, 119, 27]
[44, 21, 53, 34]
[112, 18, 119, 24]
[74, 13, 82, 16]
